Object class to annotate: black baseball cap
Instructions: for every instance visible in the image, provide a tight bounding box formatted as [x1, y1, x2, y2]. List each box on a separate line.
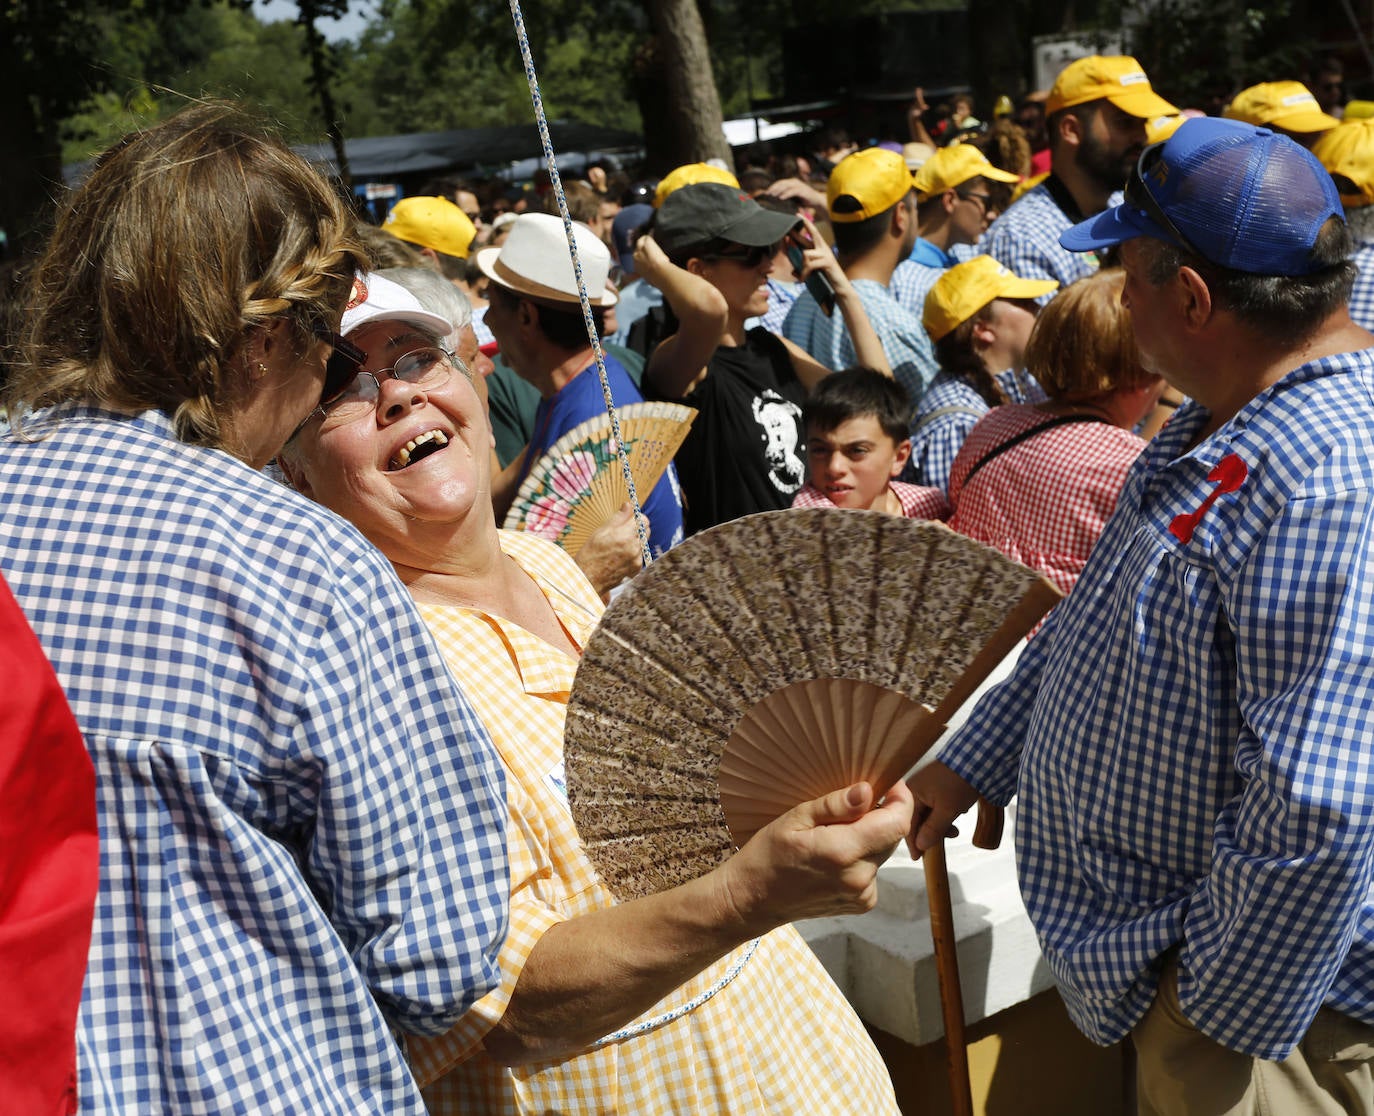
[654, 183, 801, 259]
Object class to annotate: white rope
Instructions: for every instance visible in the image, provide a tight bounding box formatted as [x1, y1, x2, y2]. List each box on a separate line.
[505, 0, 759, 1027]
[507, 0, 653, 568]
[589, 938, 762, 1048]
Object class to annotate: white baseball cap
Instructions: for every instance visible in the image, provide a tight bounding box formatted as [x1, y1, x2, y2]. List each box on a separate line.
[340, 272, 453, 339]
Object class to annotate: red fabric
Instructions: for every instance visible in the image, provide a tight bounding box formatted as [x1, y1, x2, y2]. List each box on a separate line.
[791, 481, 950, 520]
[947, 404, 1145, 596]
[0, 575, 97, 1116]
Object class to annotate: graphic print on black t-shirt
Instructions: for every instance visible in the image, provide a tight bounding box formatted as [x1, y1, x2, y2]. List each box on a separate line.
[751, 390, 804, 493]
[652, 328, 807, 536]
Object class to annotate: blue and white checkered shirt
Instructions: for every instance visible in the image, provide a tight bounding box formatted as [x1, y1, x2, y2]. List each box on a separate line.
[904, 369, 1047, 494]
[1348, 238, 1374, 331]
[939, 348, 1374, 1059]
[890, 258, 946, 323]
[0, 407, 509, 1114]
[756, 277, 803, 335]
[781, 279, 938, 404]
[981, 182, 1102, 299]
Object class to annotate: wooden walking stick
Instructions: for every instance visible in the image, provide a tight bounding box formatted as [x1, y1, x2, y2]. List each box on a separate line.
[924, 796, 1005, 1116]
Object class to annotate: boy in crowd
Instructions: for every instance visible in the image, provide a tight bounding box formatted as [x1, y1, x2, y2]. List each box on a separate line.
[793, 367, 948, 518]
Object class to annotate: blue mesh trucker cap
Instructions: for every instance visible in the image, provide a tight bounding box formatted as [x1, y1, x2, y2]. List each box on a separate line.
[1060, 117, 1344, 276]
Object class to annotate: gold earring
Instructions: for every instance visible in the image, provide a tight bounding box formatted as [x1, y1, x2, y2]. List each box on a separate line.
[253, 361, 269, 380]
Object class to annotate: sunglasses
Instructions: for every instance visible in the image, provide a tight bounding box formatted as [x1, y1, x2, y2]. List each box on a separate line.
[311, 327, 368, 408]
[1125, 143, 1204, 258]
[955, 188, 994, 214]
[701, 241, 778, 268]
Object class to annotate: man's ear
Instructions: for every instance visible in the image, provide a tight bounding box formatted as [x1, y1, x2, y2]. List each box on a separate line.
[1057, 109, 1083, 153]
[685, 256, 708, 278]
[892, 199, 913, 238]
[891, 437, 912, 476]
[1176, 265, 1214, 331]
[941, 190, 959, 217]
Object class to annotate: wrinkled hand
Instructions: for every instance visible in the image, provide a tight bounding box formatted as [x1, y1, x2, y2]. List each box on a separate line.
[632, 233, 674, 290]
[574, 502, 647, 601]
[762, 177, 827, 211]
[905, 761, 980, 856]
[717, 781, 914, 935]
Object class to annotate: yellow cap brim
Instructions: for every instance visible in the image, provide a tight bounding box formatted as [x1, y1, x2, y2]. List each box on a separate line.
[994, 276, 1060, 301]
[1275, 110, 1341, 132]
[1107, 88, 1181, 119]
[981, 165, 1022, 184]
[923, 276, 1060, 340]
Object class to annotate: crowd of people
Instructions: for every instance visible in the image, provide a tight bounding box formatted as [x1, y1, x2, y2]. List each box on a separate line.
[7, 44, 1374, 1116]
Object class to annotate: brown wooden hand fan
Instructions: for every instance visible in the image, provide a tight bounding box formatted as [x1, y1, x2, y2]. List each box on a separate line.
[502, 401, 696, 557]
[564, 508, 1062, 902]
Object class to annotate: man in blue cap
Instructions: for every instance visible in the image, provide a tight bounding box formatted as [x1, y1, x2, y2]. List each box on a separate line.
[908, 116, 1374, 1113]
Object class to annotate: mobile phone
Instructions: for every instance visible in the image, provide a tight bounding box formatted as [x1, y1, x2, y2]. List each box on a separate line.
[786, 239, 837, 317]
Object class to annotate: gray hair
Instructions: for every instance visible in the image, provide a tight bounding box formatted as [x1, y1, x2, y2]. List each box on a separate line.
[378, 266, 472, 353]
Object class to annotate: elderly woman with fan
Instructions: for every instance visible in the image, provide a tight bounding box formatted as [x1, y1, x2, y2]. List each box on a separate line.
[280, 273, 913, 1116]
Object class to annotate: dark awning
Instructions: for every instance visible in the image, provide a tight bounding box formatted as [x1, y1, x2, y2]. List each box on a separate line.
[294, 121, 643, 180]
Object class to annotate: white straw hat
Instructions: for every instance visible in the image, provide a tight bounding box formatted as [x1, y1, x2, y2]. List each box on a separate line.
[475, 212, 618, 306]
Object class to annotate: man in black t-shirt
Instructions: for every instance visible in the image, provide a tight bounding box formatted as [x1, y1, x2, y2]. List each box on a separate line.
[633, 183, 895, 534]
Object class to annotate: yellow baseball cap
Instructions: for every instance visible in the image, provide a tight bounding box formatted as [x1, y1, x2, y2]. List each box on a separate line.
[923, 255, 1059, 341]
[1046, 55, 1178, 118]
[1145, 113, 1188, 145]
[1313, 119, 1374, 207]
[653, 163, 741, 208]
[383, 196, 477, 259]
[1345, 100, 1374, 121]
[1224, 82, 1339, 133]
[913, 144, 1020, 198]
[827, 148, 915, 223]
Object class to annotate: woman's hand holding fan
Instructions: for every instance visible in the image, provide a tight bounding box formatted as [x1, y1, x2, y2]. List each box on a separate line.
[714, 780, 916, 935]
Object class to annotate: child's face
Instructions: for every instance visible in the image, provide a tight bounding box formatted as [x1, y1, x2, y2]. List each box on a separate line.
[806, 415, 911, 511]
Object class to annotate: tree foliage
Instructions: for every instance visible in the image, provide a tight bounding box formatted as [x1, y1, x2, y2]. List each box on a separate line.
[1128, 0, 1318, 109]
[6, 0, 1334, 257]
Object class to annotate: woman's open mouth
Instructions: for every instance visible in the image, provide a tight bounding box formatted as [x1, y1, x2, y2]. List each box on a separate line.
[389, 429, 449, 471]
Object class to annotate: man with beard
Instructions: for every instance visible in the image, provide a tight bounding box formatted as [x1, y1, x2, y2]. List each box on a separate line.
[982, 55, 1177, 293]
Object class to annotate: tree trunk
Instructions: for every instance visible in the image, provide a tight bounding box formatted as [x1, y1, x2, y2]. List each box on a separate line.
[0, 81, 64, 260]
[298, 1, 353, 193]
[969, 0, 1032, 108]
[639, 0, 732, 171]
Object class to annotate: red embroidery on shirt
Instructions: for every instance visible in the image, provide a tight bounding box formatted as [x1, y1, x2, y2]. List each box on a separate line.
[1169, 453, 1247, 543]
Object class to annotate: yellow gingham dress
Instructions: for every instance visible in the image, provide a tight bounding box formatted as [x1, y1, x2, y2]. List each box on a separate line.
[410, 530, 899, 1115]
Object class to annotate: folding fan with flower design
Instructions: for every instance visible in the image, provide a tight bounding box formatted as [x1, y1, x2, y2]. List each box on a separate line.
[503, 401, 696, 556]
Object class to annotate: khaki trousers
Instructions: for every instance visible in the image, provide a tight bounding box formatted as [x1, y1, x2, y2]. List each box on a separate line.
[1132, 957, 1374, 1115]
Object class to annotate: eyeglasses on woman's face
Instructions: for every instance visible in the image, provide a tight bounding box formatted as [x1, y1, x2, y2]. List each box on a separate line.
[306, 344, 459, 427]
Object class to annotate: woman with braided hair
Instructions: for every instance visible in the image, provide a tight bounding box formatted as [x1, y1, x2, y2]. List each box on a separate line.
[0, 104, 510, 1113]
